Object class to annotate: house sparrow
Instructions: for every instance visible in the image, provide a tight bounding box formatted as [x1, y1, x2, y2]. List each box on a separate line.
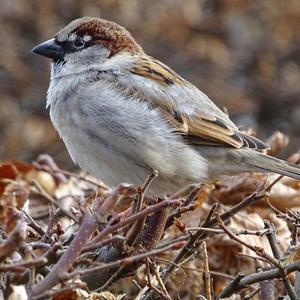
[32, 17, 300, 196]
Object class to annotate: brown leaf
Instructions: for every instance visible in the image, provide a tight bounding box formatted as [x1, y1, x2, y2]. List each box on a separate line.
[266, 131, 289, 157]
[0, 160, 33, 195]
[196, 186, 210, 206]
[268, 178, 300, 210]
[212, 173, 266, 206]
[0, 181, 29, 232]
[52, 290, 78, 300]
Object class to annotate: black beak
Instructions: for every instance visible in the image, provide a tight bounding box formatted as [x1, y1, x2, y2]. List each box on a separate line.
[31, 38, 64, 60]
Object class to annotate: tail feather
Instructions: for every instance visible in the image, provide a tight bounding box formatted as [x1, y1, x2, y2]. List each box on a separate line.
[241, 150, 300, 180]
[199, 147, 300, 180]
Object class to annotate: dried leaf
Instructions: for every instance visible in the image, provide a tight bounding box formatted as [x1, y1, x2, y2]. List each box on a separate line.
[0, 181, 29, 231]
[212, 173, 266, 206]
[53, 290, 78, 300]
[268, 178, 300, 210]
[266, 131, 289, 156]
[33, 171, 57, 196]
[0, 160, 33, 195]
[196, 186, 210, 206]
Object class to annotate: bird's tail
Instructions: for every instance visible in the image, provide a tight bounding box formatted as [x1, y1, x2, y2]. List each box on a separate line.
[199, 147, 300, 180]
[241, 150, 300, 180]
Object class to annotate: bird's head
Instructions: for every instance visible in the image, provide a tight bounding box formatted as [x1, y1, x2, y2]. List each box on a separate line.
[32, 17, 143, 77]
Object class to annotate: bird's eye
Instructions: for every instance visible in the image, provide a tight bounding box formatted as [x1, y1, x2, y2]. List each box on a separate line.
[73, 38, 85, 49]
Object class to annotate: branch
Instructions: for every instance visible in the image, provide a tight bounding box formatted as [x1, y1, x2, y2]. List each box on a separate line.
[141, 186, 267, 300]
[0, 257, 47, 272]
[216, 214, 282, 269]
[60, 241, 185, 284]
[0, 217, 26, 262]
[88, 197, 181, 246]
[82, 204, 170, 290]
[201, 242, 212, 300]
[165, 185, 202, 229]
[264, 220, 297, 300]
[216, 272, 245, 299]
[217, 258, 300, 297]
[29, 184, 137, 297]
[127, 170, 158, 247]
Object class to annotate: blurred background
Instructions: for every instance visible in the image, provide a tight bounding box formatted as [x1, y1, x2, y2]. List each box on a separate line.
[1, 0, 300, 169]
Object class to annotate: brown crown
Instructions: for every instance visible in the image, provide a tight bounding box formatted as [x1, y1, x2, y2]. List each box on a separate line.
[57, 17, 143, 57]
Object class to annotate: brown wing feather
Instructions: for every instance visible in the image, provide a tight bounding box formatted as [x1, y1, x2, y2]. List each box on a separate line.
[125, 56, 269, 150]
[129, 56, 188, 86]
[156, 105, 269, 150]
[185, 115, 244, 148]
[184, 115, 269, 149]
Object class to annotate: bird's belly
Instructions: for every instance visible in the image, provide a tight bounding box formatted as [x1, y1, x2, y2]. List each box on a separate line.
[62, 129, 206, 196]
[57, 118, 153, 189]
[56, 123, 201, 196]
[48, 80, 208, 195]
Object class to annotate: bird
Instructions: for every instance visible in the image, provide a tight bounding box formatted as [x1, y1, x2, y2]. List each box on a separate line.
[32, 17, 300, 196]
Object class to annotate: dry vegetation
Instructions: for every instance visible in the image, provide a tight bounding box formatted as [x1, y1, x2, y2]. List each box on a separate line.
[1, 1, 300, 299]
[1, 133, 300, 299]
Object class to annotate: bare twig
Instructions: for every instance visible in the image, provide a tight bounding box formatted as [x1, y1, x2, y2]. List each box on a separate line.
[40, 205, 59, 242]
[236, 252, 272, 265]
[127, 170, 158, 247]
[216, 214, 282, 269]
[216, 257, 300, 297]
[31, 179, 79, 222]
[264, 220, 297, 300]
[202, 242, 212, 300]
[162, 203, 219, 281]
[165, 185, 202, 229]
[145, 258, 165, 299]
[0, 257, 47, 272]
[217, 272, 245, 299]
[136, 170, 158, 213]
[21, 209, 45, 237]
[88, 197, 181, 246]
[186, 227, 268, 236]
[62, 241, 185, 281]
[0, 217, 26, 262]
[29, 184, 137, 297]
[244, 286, 260, 299]
[149, 259, 171, 300]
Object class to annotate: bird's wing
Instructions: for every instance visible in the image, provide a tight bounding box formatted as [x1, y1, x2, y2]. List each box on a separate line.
[120, 55, 269, 150]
